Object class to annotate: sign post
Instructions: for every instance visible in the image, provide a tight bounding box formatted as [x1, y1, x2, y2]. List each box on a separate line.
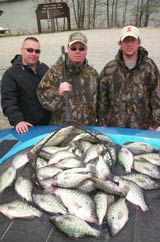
[36, 2, 71, 33]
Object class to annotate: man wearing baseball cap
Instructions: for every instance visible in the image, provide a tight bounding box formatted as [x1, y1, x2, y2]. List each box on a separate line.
[37, 32, 99, 125]
[120, 25, 140, 41]
[98, 25, 160, 130]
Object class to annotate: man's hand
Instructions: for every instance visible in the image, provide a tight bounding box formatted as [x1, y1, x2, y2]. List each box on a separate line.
[148, 126, 160, 131]
[15, 121, 33, 134]
[59, 82, 72, 96]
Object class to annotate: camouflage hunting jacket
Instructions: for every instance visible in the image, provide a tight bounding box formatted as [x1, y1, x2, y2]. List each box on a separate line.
[98, 47, 160, 129]
[37, 54, 99, 125]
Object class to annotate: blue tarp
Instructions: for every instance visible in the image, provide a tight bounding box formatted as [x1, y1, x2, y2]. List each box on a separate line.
[0, 125, 160, 164]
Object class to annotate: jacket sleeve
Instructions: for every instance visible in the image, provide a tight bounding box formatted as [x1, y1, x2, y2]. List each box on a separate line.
[37, 65, 65, 112]
[1, 69, 25, 126]
[98, 65, 110, 125]
[150, 62, 160, 127]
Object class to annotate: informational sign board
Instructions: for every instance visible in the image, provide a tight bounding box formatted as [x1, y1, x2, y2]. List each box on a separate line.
[36, 2, 71, 33]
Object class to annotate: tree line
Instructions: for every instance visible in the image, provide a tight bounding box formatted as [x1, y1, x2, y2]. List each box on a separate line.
[37, 0, 160, 30]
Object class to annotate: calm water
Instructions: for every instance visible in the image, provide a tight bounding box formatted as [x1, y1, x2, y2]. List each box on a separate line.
[0, 0, 75, 34]
[0, 0, 39, 34]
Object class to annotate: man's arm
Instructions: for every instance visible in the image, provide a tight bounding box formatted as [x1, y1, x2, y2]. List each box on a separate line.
[37, 67, 64, 112]
[1, 69, 24, 126]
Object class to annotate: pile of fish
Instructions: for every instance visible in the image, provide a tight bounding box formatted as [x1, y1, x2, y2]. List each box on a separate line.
[0, 125, 160, 238]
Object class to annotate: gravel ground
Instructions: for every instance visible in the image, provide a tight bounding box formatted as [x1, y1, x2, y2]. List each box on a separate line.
[0, 28, 160, 129]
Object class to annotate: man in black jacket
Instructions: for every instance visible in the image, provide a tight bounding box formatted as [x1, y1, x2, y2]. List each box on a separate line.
[1, 37, 51, 133]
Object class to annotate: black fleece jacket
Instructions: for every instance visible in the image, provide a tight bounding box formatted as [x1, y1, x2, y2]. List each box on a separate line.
[1, 55, 51, 126]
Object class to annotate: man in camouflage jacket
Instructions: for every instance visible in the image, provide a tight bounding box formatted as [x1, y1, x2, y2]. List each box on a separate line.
[98, 25, 160, 130]
[37, 32, 99, 125]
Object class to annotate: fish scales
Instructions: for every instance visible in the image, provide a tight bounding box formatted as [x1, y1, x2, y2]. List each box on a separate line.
[120, 173, 160, 190]
[115, 177, 149, 212]
[94, 191, 108, 225]
[107, 198, 129, 236]
[33, 193, 67, 214]
[15, 176, 33, 201]
[93, 178, 125, 197]
[0, 199, 42, 219]
[52, 187, 98, 224]
[50, 214, 101, 238]
[51, 172, 92, 188]
[0, 166, 16, 193]
[118, 147, 134, 172]
[133, 159, 160, 179]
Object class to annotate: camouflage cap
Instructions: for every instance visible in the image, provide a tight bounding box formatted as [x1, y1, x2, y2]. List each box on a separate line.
[68, 32, 87, 46]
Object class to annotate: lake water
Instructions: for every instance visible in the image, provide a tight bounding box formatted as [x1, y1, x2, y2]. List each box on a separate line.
[0, 0, 77, 34]
[0, 0, 39, 34]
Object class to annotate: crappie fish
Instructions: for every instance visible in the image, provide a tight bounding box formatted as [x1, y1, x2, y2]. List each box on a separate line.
[41, 145, 71, 155]
[30, 126, 83, 154]
[114, 177, 149, 212]
[94, 191, 108, 225]
[78, 179, 96, 193]
[133, 159, 160, 179]
[134, 153, 160, 166]
[107, 198, 129, 236]
[71, 132, 98, 143]
[0, 166, 16, 193]
[95, 155, 111, 180]
[33, 193, 67, 214]
[120, 173, 160, 190]
[58, 166, 92, 175]
[50, 214, 100, 238]
[123, 142, 158, 155]
[50, 172, 92, 189]
[48, 150, 77, 165]
[54, 157, 83, 169]
[83, 144, 104, 163]
[15, 176, 33, 201]
[93, 178, 125, 197]
[0, 199, 42, 219]
[36, 165, 62, 180]
[29, 131, 57, 155]
[44, 126, 83, 147]
[11, 151, 29, 169]
[118, 147, 134, 173]
[74, 140, 93, 154]
[52, 187, 98, 224]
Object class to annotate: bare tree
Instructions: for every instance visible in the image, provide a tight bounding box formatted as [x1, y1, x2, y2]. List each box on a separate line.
[114, 0, 119, 26]
[92, 0, 97, 28]
[86, 0, 92, 29]
[106, 0, 110, 27]
[72, 0, 86, 29]
[122, 0, 129, 26]
[34, 0, 160, 31]
[133, 0, 160, 27]
[143, 0, 160, 27]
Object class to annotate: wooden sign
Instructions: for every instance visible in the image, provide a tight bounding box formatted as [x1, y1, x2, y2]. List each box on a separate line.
[36, 2, 71, 33]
